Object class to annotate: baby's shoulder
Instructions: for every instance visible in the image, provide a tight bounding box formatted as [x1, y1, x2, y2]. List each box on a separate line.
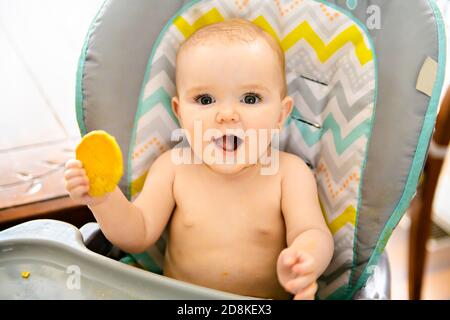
[152, 147, 196, 172]
[149, 149, 177, 173]
[278, 151, 314, 177]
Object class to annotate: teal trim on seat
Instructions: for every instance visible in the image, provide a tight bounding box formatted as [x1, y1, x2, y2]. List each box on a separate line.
[130, 253, 163, 274]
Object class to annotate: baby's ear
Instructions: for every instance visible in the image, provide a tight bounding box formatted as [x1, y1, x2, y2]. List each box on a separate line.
[172, 96, 181, 120]
[278, 96, 294, 128]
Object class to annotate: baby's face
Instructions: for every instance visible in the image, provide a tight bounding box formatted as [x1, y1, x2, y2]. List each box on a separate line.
[172, 38, 293, 175]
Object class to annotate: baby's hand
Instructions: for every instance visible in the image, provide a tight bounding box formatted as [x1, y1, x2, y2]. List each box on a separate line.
[64, 159, 108, 207]
[277, 248, 318, 300]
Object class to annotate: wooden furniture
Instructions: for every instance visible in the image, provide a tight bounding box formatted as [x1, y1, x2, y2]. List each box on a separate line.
[0, 139, 95, 231]
[408, 86, 450, 300]
[0, 196, 94, 231]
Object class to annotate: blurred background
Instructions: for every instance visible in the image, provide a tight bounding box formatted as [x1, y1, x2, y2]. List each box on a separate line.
[0, 0, 449, 299]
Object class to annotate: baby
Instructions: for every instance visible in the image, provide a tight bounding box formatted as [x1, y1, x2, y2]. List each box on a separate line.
[64, 19, 334, 300]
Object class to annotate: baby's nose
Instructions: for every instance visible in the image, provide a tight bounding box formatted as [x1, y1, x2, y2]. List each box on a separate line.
[216, 108, 240, 123]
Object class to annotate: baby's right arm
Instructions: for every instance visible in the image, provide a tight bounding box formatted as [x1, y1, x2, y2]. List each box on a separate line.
[64, 150, 175, 253]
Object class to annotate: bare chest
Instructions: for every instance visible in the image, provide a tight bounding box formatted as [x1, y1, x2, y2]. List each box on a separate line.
[171, 165, 285, 245]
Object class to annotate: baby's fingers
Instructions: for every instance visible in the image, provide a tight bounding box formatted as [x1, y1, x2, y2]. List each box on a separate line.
[68, 185, 89, 201]
[65, 159, 83, 170]
[292, 253, 315, 275]
[65, 176, 89, 191]
[286, 274, 316, 294]
[64, 167, 87, 181]
[280, 249, 299, 268]
[294, 281, 318, 300]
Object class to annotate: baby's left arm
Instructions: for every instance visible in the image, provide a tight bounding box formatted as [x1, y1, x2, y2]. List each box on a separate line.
[277, 154, 334, 300]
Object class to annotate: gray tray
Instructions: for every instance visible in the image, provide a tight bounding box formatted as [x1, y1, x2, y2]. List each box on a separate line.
[0, 219, 390, 299]
[0, 219, 253, 300]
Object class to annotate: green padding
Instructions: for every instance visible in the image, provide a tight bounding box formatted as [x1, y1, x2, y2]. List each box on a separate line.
[119, 255, 136, 265]
[130, 253, 163, 275]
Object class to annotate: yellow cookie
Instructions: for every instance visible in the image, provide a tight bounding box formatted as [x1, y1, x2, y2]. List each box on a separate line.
[76, 130, 123, 197]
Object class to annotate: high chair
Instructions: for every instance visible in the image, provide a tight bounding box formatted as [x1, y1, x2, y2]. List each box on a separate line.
[0, 0, 446, 300]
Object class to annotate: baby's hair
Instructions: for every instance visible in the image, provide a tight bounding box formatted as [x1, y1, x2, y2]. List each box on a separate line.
[176, 18, 287, 98]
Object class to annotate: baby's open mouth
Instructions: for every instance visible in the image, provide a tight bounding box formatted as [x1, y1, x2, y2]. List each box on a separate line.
[213, 135, 243, 152]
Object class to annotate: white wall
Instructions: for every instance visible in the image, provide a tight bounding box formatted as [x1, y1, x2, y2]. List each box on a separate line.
[0, 0, 104, 150]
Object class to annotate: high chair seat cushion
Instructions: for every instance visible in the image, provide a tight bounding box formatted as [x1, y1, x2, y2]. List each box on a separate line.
[131, 0, 377, 300]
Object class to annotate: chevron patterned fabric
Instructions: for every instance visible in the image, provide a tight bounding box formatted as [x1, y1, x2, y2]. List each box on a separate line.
[129, 0, 376, 299]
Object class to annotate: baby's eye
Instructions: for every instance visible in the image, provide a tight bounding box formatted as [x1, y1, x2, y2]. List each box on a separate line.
[194, 94, 215, 106]
[241, 93, 262, 105]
